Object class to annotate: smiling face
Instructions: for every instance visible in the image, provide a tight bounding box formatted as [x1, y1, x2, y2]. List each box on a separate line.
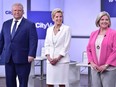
[99, 15, 110, 29]
[95, 11, 111, 28]
[12, 4, 24, 20]
[53, 12, 63, 26]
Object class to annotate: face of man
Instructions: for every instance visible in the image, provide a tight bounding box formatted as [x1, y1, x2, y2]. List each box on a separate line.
[12, 5, 24, 20]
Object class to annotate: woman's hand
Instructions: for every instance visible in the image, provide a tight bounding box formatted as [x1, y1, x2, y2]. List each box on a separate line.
[46, 55, 58, 65]
[50, 55, 63, 65]
[50, 58, 59, 65]
[99, 64, 109, 73]
[90, 62, 100, 72]
[46, 54, 53, 63]
[46, 55, 63, 65]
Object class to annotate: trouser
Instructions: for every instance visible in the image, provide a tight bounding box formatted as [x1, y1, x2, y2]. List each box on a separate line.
[91, 69, 116, 87]
[5, 58, 31, 87]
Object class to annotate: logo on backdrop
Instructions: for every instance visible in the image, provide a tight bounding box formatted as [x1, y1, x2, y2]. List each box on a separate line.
[27, 11, 53, 39]
[101, 0, 116, 17]
[108, 0, 116, 2]
[5, 11, 12, 14]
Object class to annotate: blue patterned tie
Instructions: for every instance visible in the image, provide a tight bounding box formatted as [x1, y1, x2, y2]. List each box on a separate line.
[11, 21, 18, 38]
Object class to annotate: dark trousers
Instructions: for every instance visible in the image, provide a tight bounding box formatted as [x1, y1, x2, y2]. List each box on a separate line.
[5, 58, 31, 87]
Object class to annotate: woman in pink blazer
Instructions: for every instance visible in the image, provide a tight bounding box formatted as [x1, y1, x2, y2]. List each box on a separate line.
[87, 11, 116, 87]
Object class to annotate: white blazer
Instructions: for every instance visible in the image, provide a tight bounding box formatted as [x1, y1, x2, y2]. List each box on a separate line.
[44, 24, 71, 63]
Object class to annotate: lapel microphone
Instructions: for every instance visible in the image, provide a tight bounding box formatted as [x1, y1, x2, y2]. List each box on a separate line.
[58, 29, 60, 31]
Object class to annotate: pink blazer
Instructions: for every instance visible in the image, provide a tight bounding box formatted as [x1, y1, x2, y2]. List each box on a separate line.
[87, 28, 116, 66]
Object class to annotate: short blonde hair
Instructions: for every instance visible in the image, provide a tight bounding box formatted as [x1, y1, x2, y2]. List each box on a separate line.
[95, 11, 111, 27]
[51, 8, 63, 20]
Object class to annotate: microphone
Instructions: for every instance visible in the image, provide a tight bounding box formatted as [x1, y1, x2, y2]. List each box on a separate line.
[58, 29, 60, 31]
[104, 35, 106, 37]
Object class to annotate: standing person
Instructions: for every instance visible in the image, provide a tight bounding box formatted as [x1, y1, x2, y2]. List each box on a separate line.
[0, 3, 38, 87]
[87, 11, 116, 87]
[44, 8, 71, 87]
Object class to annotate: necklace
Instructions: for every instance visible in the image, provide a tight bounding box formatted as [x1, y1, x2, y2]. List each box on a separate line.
[97, 45, 100, 49]
[95, 35, 104, 50]
[53, 26, 60, 35]
[52, 31, 59, 45]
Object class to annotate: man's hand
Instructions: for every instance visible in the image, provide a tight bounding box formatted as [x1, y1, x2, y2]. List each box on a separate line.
[28, 56, 34, 63]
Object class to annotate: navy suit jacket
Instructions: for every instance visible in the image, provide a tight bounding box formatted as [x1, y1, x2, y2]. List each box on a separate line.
[0, 17, 38, 63]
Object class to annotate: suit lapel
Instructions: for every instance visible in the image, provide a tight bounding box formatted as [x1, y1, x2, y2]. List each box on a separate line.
[12, 18, 25, 39]
[92, 30, 99, 65]
[7, 20, 13, 39]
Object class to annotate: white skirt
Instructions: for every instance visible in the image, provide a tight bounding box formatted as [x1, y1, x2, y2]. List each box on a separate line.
[46, 63, 69, 85]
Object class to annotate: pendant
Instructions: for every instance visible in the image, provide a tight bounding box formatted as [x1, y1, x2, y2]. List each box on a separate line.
[97, 45, 100, 49]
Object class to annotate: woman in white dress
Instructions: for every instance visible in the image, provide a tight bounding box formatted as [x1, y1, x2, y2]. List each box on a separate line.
[44, 8, 71, 87]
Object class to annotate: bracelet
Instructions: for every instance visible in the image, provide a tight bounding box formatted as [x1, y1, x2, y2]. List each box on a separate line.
[105, 64, 108, 67]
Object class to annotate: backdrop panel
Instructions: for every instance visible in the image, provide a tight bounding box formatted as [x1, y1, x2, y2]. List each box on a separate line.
[27, 11, 53, 39]
[101, 0, 116, 17]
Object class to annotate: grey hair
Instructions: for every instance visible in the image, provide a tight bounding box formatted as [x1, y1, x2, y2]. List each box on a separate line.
[95, 11, 111, 27]
[12, 3, 24, 11]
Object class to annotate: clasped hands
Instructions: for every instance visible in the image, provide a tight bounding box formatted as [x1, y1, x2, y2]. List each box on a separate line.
[46, 55, 62, 65]
[48, 57, 60, 65]
[90, 62, 109, 73]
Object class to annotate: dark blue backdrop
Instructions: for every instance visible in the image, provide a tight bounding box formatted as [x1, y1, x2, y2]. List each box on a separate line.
[101, 0, 116, 17]
[27, 11, 54, 39]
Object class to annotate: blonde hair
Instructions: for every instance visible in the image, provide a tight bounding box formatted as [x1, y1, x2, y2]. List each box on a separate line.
[51, 8, 63, 20]
[95, 11, 111, 27]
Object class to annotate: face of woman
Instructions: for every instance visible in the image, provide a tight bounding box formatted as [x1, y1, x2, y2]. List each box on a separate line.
[99, 15, 110, 29]
[53, 12, 63, 26]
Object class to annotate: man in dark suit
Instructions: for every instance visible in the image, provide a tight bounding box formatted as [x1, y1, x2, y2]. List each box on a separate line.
[0, 3, 38, 87]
